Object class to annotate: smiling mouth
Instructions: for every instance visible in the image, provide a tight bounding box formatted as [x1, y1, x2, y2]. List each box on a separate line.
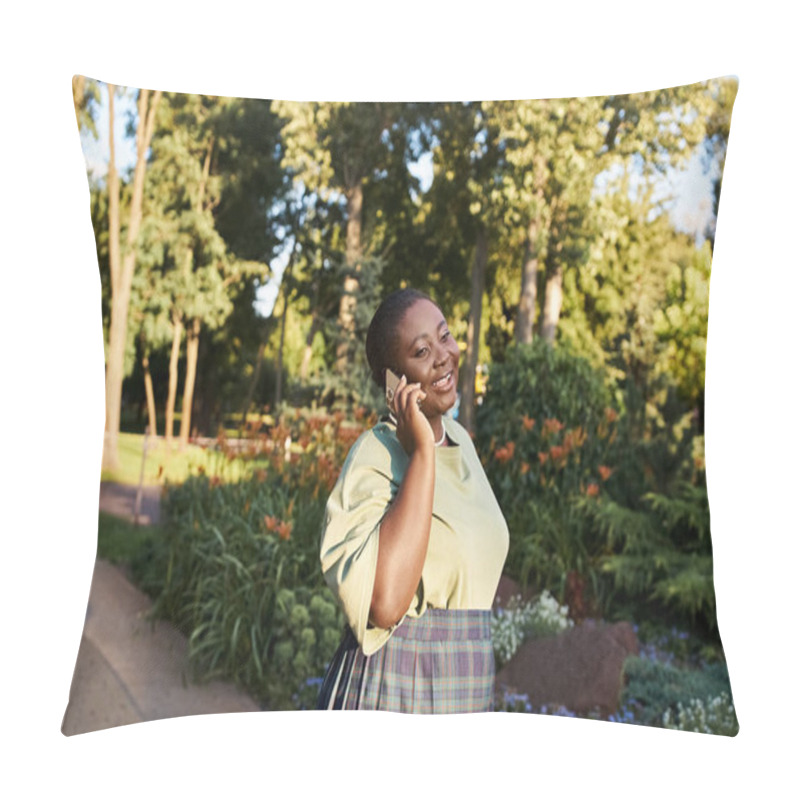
[431, 370, 455, 390]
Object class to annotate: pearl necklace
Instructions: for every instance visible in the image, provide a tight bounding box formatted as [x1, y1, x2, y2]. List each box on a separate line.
[434, 424, 447, 447]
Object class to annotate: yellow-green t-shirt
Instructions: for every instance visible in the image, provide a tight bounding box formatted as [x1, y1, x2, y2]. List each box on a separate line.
[320, 414, 509, 655]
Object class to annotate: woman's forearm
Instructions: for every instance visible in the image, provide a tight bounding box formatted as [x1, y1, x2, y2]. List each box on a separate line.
[369, 446, 435, 629]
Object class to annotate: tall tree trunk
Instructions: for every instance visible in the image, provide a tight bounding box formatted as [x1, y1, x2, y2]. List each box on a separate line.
[103, 85, 122, 467]
[300, 276, 322, 382]
[460, 225, 488, 434]
[275, 297, 289, 409]
[273, 241, 298, 408]
[514, 219, 540, 344]
[106, 85, 120, 298]
[103, 87, 162, 471]
[179, 317, 202, 449]
[142, 348, 158, 437]
[539, 261, 564, 346]
[240, 340, 267, 431]
[335, 181, 363, 373]
[165, 311, 183, 447]
[300, 316, 321, 382]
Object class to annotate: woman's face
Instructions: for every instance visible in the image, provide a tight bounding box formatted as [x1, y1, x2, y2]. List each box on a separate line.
[389, 299, 461, 418]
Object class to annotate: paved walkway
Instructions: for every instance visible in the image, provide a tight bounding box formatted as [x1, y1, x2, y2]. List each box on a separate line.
[97, 481, 163, 525]
[62, 483, 261, 736]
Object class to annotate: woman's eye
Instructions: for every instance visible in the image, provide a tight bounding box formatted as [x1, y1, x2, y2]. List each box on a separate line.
[441, 331, 450, 341]
[416, 347, 429, 358]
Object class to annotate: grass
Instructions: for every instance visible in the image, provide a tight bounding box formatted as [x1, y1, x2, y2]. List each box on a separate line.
[97, 511, 159, 565]
[100, 432, 243, 486]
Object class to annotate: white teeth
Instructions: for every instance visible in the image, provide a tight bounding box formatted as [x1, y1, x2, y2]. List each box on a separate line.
[433, 372, 452, 387]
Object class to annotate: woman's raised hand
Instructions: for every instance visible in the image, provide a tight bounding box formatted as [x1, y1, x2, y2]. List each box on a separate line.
[391, 374, 433, 455]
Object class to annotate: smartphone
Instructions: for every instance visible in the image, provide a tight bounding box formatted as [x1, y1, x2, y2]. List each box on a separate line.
[385, 368, 401, 405]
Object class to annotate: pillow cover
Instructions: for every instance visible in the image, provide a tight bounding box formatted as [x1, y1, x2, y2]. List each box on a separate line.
[63, 76, 738, 736]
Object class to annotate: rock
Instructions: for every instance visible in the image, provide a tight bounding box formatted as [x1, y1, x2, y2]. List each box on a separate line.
[495, 620, 639, 715]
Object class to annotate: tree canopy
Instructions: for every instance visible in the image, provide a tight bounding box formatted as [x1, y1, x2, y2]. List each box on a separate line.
[73, 77, 736, 447]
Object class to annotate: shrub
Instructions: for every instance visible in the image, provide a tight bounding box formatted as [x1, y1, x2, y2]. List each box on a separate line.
[662, 692, 739, 736]
[475, 339, 620, 611]
[621, 654, 735, 730]
[475, 338, 715, 635]
[579, 479, 719, 633]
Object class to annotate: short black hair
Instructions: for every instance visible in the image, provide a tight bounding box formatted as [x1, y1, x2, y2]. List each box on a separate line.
[365, 288, 432, 388]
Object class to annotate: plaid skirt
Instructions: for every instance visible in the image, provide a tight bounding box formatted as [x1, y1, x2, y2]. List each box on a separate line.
[316, 609, 495, 713]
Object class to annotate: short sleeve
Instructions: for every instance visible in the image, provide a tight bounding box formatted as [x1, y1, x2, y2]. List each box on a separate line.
[319, 430, 405, 655]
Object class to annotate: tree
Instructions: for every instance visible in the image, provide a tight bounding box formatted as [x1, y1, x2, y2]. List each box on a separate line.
[139, 93, 280, 448]
[420, 102, 506, 433]
[486, 97, 605, 346]
[273, 101, 400, 377]
[103, 83, 162, 470]
[486, 82, 717, 351]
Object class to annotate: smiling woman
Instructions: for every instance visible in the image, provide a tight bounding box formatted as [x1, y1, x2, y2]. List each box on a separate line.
[316, 288, 509, 713]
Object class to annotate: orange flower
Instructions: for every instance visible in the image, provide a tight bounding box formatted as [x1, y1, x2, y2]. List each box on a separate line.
[585, 482, 599, 497]
[276, 521, 292, 541]
[494, 441, 516, 463]
[265, 514, 292, 540]
[563, 427, 587, 452]
[544, 418, 564, 435]
[210, 475, 222, 487]
[549, 445, 565, 461]
[604, 407, 618, 424]
[520, 461, 530, 475]
[538, 452, 549, 465]
[598, 465, 613, 481]
[255, 469, 267, 482]
[522, 415, 536, 431]
[197, 465, 206, 475]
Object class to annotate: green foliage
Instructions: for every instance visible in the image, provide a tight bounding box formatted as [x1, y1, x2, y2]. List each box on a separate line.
[622, 655, 736, 732]
[582, 479, 718, 632]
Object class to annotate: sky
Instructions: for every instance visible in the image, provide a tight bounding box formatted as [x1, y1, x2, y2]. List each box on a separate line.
[6, 4, 799, 798]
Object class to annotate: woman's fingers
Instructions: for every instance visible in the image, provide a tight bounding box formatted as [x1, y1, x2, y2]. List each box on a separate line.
[398, 381, 425, 415]
[392, 377, 432, 453]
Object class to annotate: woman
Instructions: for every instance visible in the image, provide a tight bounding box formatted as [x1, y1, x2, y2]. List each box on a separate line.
[316, 288, 509, 713]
